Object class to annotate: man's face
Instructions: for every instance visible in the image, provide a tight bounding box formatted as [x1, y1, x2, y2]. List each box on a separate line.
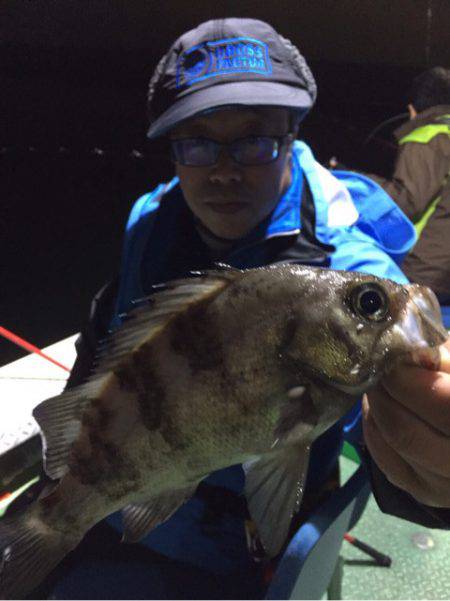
[169, 107, 294, 240]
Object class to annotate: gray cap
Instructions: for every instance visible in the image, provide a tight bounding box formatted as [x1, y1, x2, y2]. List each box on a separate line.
[146, 18, 317, 138]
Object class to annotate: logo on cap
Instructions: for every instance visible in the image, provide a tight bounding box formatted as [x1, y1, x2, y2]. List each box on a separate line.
[176, 37, 272, 88]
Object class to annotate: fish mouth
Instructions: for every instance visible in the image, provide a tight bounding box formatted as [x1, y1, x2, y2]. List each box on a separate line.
[409, 286, 448, 343]
[295, 361, 379, 398]
[330, 371, 380, 396]
[390, 285, 448, 367]
[319, 368, 381, 396]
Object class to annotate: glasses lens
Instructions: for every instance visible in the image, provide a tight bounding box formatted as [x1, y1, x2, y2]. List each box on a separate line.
[171, 139, 217, 166]
[231, 137, 280, 165]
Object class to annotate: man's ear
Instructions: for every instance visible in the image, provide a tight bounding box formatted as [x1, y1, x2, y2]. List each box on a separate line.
[285, 131, 297, 159]
[408, 103, 418, 120]
[285, 143, 294, 164]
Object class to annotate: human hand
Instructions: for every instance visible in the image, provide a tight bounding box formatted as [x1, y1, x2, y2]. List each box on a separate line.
[363, 339, 450, 507]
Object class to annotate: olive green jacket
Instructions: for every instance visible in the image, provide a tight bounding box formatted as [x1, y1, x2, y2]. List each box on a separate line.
[372, 105, 450, 303]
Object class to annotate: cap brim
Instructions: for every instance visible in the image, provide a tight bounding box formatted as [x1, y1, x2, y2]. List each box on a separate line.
[147, 81, 313, 139]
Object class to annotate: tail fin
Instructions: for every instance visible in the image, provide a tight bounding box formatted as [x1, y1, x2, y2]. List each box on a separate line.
[0, 508, 77, 600]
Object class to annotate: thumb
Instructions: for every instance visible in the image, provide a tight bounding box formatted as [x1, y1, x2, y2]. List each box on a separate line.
[440, 341, 450, 373]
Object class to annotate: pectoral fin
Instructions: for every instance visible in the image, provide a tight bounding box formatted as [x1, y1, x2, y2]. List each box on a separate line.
[243, 443, 311, 557]
[121, 484, 199, 543]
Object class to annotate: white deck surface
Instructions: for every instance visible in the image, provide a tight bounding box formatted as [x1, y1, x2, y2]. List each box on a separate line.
[0, 335, 78, 455]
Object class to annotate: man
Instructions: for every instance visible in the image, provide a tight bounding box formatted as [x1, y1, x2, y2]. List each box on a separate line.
[371, 66, 450, 304]
[44, 19, 450, 599]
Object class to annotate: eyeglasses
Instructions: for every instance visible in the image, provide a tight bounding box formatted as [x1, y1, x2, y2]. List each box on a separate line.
[170, 134, 294, 167]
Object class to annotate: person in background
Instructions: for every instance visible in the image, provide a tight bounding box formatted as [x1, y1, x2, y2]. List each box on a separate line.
[29, 19, 450, 600]
[370, 66, 450, 304]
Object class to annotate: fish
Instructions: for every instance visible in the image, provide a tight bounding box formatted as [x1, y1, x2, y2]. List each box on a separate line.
[0, 264, 447, 599]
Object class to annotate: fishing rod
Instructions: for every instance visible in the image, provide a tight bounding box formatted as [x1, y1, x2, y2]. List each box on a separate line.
[363, 112, 409, 146]
[0, 326, 71, 372]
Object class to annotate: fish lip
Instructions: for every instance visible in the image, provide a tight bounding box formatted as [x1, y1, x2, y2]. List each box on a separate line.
[385, 345, 442, 371]
[330, 373, 380, 396]
[392, 291, 449, 354]
[410, 298, 449, 346]
[295, 361, 379, 397]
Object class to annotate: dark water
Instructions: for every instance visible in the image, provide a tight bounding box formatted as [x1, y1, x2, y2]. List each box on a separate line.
[1, 53, 414, 366]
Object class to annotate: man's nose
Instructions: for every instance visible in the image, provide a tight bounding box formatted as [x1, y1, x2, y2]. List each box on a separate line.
[208, 147, 243, 185]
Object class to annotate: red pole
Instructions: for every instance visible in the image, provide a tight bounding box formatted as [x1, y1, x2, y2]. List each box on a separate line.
[0, 326, 71, 373]
[344, 533, 392, 567]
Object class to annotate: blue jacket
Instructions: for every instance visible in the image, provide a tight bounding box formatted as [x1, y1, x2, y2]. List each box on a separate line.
[106, 141, 415, 574]
[113, 141, 413, 323]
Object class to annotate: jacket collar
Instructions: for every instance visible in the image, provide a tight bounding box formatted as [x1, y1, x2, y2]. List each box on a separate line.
[264, 142, 303, 239]
[395, 104, 450, 140]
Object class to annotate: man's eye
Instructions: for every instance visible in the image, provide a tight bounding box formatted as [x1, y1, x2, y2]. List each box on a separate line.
[245, 137, 262, 145]
[188, 139, 208, 148]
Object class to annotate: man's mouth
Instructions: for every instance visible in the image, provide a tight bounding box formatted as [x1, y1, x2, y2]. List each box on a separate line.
[205, 202, 249, 214]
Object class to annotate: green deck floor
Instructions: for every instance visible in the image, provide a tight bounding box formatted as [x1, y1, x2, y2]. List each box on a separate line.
[340, 456, 450, 600]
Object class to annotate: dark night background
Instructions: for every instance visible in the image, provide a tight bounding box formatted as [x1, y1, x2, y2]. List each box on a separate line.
[2, 0, 449, 366]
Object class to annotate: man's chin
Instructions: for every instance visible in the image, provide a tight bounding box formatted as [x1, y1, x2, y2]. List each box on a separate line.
[196, 218, 250, 243]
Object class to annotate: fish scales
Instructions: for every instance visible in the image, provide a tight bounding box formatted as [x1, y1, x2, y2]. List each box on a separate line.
[0, 264, 448, 599]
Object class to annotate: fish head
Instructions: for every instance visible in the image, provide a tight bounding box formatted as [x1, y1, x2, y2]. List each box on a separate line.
[281, 268, 448, 397]
[241, 268, 447, 559]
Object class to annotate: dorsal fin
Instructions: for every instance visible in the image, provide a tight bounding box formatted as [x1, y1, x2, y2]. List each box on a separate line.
[33, 270, 239, 480]
[92, 270, 240, 375]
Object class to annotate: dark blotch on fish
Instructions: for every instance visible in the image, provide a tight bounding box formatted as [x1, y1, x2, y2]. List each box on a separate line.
[69, 399, 121, 486]
[40, 489, 62, 518]
[169, 301, 224, 374]
[134, 350, 167, 432]
[81, 398, 114, 431]
[114, 351, 166, 432]
[160, 417, 189, 452]
[280, 317, 299, 352]
[114, 362, 138, 392]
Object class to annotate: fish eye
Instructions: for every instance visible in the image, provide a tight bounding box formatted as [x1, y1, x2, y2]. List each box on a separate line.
[350, 284, 389, 322]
